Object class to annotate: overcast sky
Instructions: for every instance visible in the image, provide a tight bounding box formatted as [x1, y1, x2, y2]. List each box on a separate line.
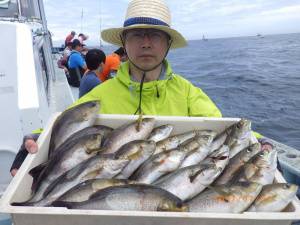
[43, 0, 300, 46]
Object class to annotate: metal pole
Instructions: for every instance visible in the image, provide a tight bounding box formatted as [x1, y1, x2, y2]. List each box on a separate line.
[81, 8, 83, 33]
[37, 0, 56, 81]
[16, 0, 22, 19]
[99, 0, 102, 47]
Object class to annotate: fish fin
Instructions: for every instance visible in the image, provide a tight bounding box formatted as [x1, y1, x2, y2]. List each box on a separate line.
[127, 148, 144, 160]
[83, 167, 104, 180]
[51, 201, 74, 209]
[29, 162, 49, 178]
[85, 147, 101, 154]
[135, 112, 144, 132]
[189, 164, 215, 183]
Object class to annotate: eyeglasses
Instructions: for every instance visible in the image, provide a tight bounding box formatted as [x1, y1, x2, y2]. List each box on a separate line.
[124, 29, 169, 43]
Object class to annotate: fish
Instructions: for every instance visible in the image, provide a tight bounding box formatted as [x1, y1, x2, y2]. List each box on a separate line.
[130, 148, 187, 184]
[17, 155, 129, 206]
[155, 163, 221, 201]
[179, 134, 214, 168]
[224, 119, 252, 158]
[230, 147, 278, 185]
[188, 182, 263, 213]
[101, 118, 155, 154]
[48, 101, 100, 157]
[55, 179, 138, 203]
[155, 130, 216, 155]
[148, 124, 174, 142]
[52, 184, 188, 212]
[202, 145, 230, 174]
[247, 183, 298, 212]
[50, 125, 113, 157]
[130, 135, 212, 184]
[26, 133, 103, 203]
[210, 131, 228, 153]
[114, 140, 156, 178]
[214, 143, 261, 185]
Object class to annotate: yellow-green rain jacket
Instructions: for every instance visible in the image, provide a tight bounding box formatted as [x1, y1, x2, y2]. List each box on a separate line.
[73, 60, 222, 117]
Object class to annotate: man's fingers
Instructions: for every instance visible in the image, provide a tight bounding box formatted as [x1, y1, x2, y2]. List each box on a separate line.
[24, 139, 38, 153]
[11, 169, 18, 177]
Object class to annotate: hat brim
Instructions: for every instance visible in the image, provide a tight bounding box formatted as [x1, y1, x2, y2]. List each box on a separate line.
[101, 24, 187, 49]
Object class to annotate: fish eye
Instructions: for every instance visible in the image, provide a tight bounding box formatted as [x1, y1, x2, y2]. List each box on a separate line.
[283, 184, 290, 189]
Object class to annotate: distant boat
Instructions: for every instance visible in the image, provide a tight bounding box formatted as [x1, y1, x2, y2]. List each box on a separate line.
[202, 35, 208, 41]
[256, 33, 264, 38]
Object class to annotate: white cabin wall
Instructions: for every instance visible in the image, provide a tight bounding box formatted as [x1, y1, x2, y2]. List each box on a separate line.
[0, 22, 24, 154]
[0, 22, 51, 192]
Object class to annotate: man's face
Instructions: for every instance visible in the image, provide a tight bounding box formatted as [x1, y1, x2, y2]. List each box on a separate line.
[123, 28, 170, 71]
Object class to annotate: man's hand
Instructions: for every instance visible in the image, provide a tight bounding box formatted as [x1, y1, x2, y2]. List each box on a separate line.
[258, 137, 274, 151]
[24, 139, 38, 154]
[10, 134, 40, 177]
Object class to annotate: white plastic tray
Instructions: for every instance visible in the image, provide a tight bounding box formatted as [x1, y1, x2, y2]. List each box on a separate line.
[1, 114, 299, 225]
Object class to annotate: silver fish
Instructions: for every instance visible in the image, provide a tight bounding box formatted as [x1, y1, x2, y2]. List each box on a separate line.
[51, 125, 113, 157]
[114, 140, 156, 178]
[202, 145, 230, 175]
[27, 155, 129, 206]
[180, 135, 214, 168]
[28, 133, 103, 203]
[130, 148, 187, 184]
[214, 143, 261, 185]
[155, 163, 221, 201]
[210, 131, 228, 153]
[56, 179, 138, 203]
[247, 183, 298, 212]
[102, 118, 155, 154]
[188, 182, 263, 213]
[148, 124, 174, 142]
[232, 147, 278, 185]
[49, 101, 100, 157]
[52, 184, 188, 212]
[224, 119, 252, 158]
[155, 130, 216, 155]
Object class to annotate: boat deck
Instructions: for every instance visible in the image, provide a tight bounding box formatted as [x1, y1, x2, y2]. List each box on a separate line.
[49, 54, 78, 113]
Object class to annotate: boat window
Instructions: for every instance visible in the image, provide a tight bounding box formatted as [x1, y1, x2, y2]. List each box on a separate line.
[20, 0, 41, 19]
[0, 0, 18, 17]
[0, 0, 41, 19]
[38, 47, 49, 96]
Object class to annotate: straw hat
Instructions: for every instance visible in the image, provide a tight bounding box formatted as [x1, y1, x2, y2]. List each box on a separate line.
[101, 0, 187, 49]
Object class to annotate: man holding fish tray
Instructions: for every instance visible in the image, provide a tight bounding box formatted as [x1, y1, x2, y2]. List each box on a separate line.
[10, 0, 273, 201]
[9, 0, 298, 213]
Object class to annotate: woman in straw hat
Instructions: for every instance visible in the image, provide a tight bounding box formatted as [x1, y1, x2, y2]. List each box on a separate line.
[10, 0, 223, 176]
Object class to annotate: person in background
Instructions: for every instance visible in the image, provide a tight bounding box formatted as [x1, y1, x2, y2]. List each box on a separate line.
[78, 33, 89, 45]
[57, 41, 72, 74]
[99, 47, 127, 82]
[67, 39, 87, 87]
[63, 41, 73, 57]
[79, 49, 106, 98]
[64, 31, 76, 47]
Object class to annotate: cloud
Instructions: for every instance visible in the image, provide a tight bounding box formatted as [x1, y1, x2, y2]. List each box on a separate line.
[45, 0, 300, 45]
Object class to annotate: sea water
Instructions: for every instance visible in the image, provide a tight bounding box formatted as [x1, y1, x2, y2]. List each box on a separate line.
[103, 33, 300, 149]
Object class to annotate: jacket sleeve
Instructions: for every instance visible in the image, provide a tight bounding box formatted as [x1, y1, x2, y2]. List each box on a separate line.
[188, 84, 222, 117]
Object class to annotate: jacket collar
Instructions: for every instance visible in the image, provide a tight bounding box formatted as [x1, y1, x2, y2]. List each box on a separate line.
[116, 60, 174, 90]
